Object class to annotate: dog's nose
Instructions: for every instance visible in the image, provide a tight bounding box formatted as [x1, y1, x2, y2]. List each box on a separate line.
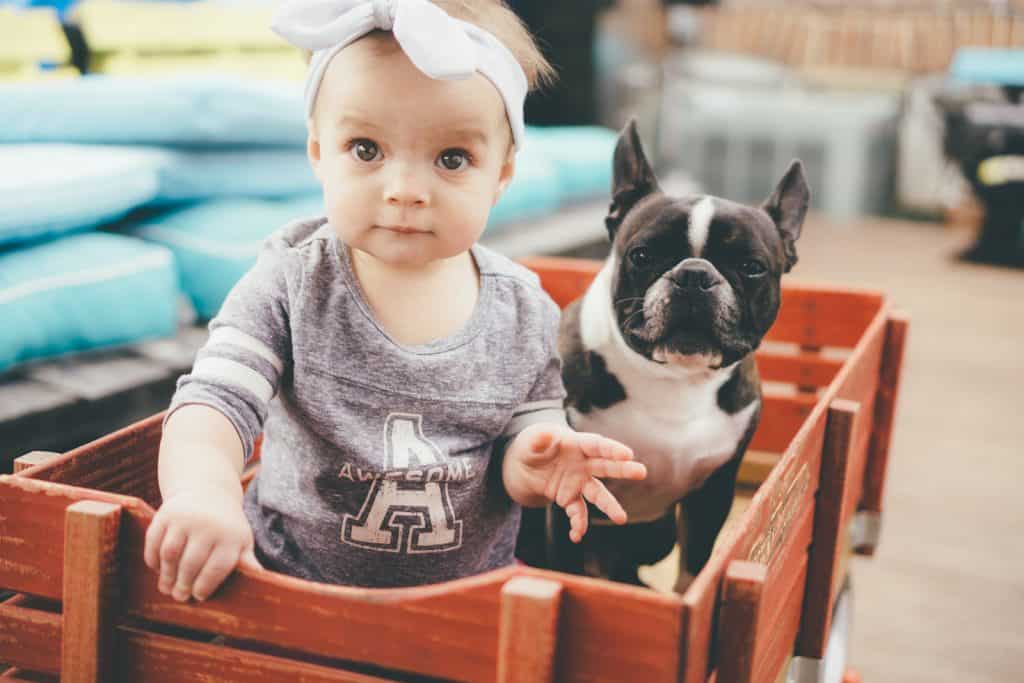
[670, 260, 719, 291]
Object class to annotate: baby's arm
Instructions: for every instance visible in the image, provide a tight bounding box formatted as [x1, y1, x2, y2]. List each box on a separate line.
[143, 234, 295, 602]
[144, 404, 259, 602]
[502, 423, 646, 543]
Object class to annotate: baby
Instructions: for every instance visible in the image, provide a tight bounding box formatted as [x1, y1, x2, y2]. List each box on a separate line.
[144, 0, 646, 600]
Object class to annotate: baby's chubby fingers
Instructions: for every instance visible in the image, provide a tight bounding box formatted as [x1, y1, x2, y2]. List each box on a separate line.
[157, 528, 187, 595]
[574, 432, 634, 462]
[586, 458, 648, 481]
[582, 478, 628, 525]
[144, 514, 169, 572]
[191, 544, 244, 602]
[564, 498, 588, 543]
[171, 537, 214, 602]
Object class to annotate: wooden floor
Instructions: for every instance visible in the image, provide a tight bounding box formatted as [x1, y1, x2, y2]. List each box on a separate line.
[790, 216, 1023, 683]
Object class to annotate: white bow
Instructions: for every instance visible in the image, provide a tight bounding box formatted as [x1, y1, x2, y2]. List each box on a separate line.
[272, 0, 528, 147]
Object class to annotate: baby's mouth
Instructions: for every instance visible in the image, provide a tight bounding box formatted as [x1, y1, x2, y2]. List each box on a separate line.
[377, 225, 430, 235]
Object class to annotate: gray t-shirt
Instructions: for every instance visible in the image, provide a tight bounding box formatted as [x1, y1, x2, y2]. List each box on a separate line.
[169, 217, 566, 588]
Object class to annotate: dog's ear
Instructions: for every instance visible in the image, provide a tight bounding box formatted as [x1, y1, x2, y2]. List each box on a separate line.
[762, 160, 810, 273]
[606, 119, 659, 241]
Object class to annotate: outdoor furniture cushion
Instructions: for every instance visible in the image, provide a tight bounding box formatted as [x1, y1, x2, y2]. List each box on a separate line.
[0, 74, 307, 146]
[0, 231, 178, 372]
[0, 144, 165, 247]
[525, 126, 617, 202]
[124, 195, 323, 320]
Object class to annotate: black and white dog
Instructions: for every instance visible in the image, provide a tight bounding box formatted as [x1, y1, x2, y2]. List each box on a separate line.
[518, 121, 810, 590]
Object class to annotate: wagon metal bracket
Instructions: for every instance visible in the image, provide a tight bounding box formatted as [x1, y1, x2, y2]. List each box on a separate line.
[850, 510, 882, 555]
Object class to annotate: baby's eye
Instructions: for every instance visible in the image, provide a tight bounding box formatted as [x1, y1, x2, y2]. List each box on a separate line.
[437, 148, 471, 171]
[349, 139, 381, 163]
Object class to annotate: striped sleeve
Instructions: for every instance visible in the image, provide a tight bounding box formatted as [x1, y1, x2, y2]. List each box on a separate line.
[167, 241, 293, 461]
[502, 295, 568, 438]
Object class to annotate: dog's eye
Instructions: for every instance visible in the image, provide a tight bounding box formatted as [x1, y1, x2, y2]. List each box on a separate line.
[740, 260, 767, 277]
[628, 247, 651, 268]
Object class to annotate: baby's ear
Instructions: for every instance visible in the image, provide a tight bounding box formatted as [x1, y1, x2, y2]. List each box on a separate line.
[306, 127, 323, 181]
[493, 148, 516, 205]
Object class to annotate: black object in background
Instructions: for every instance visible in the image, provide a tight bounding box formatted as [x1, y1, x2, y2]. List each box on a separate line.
[511, 0, 611, 126]
[940, 92, 1024, 268]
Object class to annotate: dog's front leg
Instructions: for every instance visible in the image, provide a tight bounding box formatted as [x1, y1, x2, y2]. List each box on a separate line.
[675, 455, 743, 593]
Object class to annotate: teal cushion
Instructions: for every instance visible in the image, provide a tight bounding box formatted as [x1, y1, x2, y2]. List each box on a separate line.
[0, 75, 307, 146]
[124, 196, 324, 319]
[488, 141, 562, 230]
[0, 144, 165, 247]
[0, 232, 179, 372]
[155, 147, 319, 203]
[951, 49, 1024, 88]
[525, 126, 617, 201]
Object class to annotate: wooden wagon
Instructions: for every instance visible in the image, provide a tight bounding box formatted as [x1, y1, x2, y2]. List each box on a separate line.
[0, 257, 907, 683]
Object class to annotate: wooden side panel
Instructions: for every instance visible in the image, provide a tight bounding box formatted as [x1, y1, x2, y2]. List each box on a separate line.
[681, 301, 890, 683]
[61, 501, 122, 683]
[861, 314, 909, 517]
[0, 476, 146, 599]
[716, 561, 765, 683]
[17, 413, 163, 508]
[749, 394, 817, 453]
[0, 601, 61, 674]
[765, 285, 884, 349]
[755, 352, 843, 389]
[797, 400, 860, 659]
[118, 627, 395, 683]
[497, 577, 563, 683]
[117, 506, 685, 683]
[682, 407, 825, 683]
[516, 256, 600, 309]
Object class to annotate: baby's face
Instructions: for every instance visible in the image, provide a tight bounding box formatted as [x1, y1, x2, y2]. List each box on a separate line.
[308, 37, 515, 270]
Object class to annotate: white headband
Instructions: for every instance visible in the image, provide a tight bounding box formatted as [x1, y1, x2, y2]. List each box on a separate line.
[272, 0, 528, 149]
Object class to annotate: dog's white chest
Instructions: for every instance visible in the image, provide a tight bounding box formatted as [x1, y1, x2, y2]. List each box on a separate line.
[571, 382, 757, 523]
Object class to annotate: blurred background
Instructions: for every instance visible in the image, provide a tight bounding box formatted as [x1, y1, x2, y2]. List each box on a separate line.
[0, 1, 1021, 682]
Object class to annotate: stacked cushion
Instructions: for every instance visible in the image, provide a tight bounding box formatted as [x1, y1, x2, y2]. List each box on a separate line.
[0, 232, 179, 371]
[0, 144, 166, 247]
[124, 196, 323, 319]
[0, 75, 307, 146]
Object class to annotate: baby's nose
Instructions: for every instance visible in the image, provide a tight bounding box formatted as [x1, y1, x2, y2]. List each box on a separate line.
[384, 165, 430, 207]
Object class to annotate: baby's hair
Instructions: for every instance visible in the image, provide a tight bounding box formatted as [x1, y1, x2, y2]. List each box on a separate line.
[297, 0, 555, 91]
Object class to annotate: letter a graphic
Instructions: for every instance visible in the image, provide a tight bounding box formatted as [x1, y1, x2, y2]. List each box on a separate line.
[342, 414, 463, 553]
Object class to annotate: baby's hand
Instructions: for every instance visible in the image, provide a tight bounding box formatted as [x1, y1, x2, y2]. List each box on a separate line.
[506, 423, 647, 543]
[143, 487, 260, 602]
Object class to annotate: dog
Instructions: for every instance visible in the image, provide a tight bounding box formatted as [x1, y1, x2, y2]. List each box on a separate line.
[517, 120, 810, 590]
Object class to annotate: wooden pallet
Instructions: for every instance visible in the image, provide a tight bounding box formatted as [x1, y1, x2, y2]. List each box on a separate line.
[0, 327, 208, 474]
[0, 258, 907, 682]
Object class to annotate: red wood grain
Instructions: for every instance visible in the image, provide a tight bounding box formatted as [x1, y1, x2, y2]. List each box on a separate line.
[497, 576, 563, 683]
[750, 394, 818, 453]
[716, 561, 765, 683]
[861, 314, 909, 516]
[756, 352, 843, 389]
[797, 400, 860, 659]
[61, 501, 122, 683]
[0, 599, 60, 674]
[0, 476, 147, 599]
[118, 627, 394, 682]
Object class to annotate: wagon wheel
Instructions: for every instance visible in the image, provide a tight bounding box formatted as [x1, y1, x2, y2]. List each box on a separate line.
[787, 575, 854, 683]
